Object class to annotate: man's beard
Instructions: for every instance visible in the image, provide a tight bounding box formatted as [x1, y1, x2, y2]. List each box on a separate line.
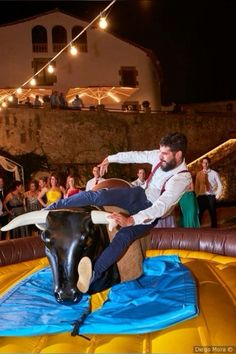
[161, 157, 177, 172]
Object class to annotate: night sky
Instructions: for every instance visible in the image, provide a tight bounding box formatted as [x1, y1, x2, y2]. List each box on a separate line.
[0, 0, 235, 105]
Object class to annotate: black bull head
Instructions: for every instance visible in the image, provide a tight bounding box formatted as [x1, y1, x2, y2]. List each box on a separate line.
[1, 208, 120, 304]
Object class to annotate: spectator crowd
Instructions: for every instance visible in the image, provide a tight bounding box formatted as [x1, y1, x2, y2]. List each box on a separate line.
[0, 154, 223, 241]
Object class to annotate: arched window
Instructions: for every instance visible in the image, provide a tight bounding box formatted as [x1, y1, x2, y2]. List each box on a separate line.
[52, 26, 67, 52]
[72, 26, 87, 52]
[32, 25, 48, 52]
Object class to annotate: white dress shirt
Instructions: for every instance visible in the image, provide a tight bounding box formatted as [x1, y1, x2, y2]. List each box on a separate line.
[131, 178, 146, 188]
[204, 169, 223, 199]
[86, 177, 106, 191]
[108, 150, 191, 225]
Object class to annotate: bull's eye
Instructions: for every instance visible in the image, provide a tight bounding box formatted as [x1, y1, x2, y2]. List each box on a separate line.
[79, 234, 86, 244]
[41, 230, 51, 244]
[78, 233, 90, 247]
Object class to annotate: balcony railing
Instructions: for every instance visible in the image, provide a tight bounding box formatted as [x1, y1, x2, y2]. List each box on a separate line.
[32, 43, 48, 53]
[53, 43, 67, 52]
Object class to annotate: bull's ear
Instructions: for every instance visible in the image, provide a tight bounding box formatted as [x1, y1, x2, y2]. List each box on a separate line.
[82, 215, 94, 234]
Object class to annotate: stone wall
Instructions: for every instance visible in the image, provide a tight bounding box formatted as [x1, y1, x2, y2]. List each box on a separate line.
[0, 107, 236, 200]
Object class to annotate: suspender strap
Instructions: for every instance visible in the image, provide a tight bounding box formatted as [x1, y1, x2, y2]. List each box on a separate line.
[145, 161, 162, 189]
[160, 169, 190, 195]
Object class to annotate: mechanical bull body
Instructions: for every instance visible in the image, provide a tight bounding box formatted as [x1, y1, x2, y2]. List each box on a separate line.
[1, 208, 121, 304]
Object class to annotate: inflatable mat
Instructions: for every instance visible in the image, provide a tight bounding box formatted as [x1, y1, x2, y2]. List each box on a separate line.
[0, 255, 198, 337]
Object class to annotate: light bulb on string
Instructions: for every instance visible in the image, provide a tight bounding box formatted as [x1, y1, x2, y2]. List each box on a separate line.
[30, 78, 36, 86]
[99, 16, 108, 29]
[2, 101, 7, 108]
[8, 96, 13, 102]
[47, 65, 54, 73]
[3, 0, 117, 99]
[70, 45, 78, 56]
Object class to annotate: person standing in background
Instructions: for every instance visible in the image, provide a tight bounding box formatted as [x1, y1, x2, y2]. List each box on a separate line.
[3, 181, 28, 238]
[195, 157, 223, 228]
[24, 180, 41, 235]
[85, 166, 105, 191]
[38, 173, 63, 208]
[0, 177, 8, 240]
[64, 175, 80, 198]
[131, 168, 146, 188]
[178, 180, 200, 228]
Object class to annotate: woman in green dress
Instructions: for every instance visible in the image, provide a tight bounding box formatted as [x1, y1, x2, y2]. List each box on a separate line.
[178, 182, 200, 228]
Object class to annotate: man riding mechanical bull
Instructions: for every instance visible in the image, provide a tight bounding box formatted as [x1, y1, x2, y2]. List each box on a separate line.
[47, 132, 191, 293]
[2, 132, 191, 303]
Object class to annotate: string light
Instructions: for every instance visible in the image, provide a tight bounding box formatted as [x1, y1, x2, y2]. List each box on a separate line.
[99, 16, 108, 29]
[16, 87, 22, 94]
[8, 96, 13, 102]
[47, 65, 54, 73]
[70, 45, 78, 56]
[30, 78, 36, 86]
[0, 0, 117, 104]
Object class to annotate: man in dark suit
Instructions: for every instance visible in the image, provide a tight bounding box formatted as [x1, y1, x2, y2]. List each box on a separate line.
[0, 177, 9, 240]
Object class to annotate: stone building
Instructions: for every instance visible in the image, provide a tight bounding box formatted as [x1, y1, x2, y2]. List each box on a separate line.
[0, 107, 236, 202]
[0, 9, 161, 111]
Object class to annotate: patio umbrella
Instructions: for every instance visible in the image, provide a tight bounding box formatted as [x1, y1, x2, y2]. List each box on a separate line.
[0, 88, 52, 104]
[66, 86, 139, 107]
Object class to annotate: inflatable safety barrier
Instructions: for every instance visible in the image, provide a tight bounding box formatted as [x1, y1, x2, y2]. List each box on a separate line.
[0, 227, 236, 353]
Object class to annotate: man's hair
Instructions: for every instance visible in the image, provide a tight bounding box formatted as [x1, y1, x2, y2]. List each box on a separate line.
[137, 168, 146, 173]
[202, 156, 211, 163]
[160, 132, 187, 157]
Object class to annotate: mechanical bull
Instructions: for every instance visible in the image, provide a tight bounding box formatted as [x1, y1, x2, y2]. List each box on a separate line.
[1, 208, 124, 304]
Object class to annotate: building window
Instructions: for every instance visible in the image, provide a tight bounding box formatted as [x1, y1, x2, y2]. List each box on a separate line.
[72, 26, 88, 52]
[119, 67, 138, 87]
[32, 58, 57, 86]
[32, 25, 48, 53]
[52, 26, 67, 52]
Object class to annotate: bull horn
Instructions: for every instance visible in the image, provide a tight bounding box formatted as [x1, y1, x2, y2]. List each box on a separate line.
[1, 210, 49, 232]
[91, 210, 117, 232]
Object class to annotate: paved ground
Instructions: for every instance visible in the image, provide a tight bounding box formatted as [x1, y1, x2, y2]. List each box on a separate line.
[201, 206, 236, 229]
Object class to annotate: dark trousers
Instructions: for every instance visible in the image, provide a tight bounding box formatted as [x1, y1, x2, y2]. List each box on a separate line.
[48, 187, 158, 280]
[0, 214, 9, 240]
[197, 194, 217, 228]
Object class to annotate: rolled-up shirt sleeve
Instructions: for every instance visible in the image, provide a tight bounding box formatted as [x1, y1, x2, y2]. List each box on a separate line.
[108, 150, 159, 165]
[132, 172, 191, 225]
